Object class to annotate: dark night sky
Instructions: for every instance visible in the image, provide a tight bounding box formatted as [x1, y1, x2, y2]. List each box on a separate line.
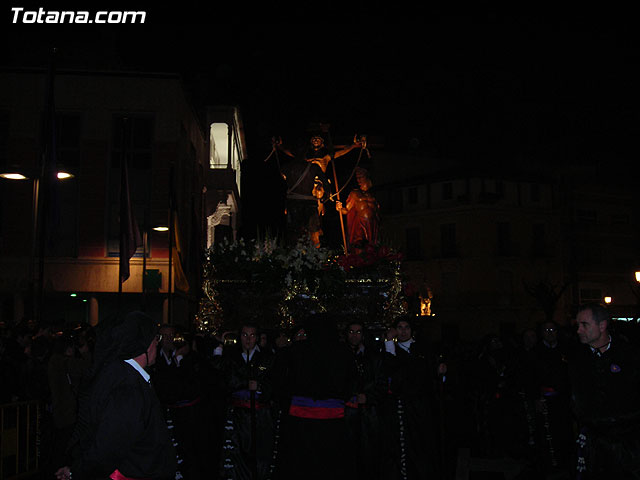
[3, 11, 639, 234]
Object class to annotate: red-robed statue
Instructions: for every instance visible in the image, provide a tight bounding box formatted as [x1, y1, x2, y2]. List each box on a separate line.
[335, 167, 379, 252]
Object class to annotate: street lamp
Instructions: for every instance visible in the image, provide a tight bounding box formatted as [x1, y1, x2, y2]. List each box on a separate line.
[635, 271, 640, 284]
[0, 167, 74, 322]
[604, 296, 612, 305]
[0, 172, 29, 180]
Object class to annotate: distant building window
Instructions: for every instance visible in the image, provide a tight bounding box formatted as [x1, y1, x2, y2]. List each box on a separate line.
[532, 223, 546, 256]
[107, 115, 153, 257]
[408, 187, 418, 204]
[531, 183, 540, 203]
[56, 113, 82, 169]
[405, 227, 421, 260]
[442, 182, 453, 200]
[580, 288, 602, 303]
[575, 209, 597, 224]
[576, 245, 602, 267]
[442, 271, 458, 296]
[496, 222, 511, 256]
[390, 188, 403, 213]
[440, 223, 457, 257]
[611, 214, 629, 225]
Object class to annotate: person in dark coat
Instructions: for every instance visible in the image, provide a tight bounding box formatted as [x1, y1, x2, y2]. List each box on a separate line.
[532, 320, 573, 470]
[569, 302, 640, 478]
[47, 333, 92, 470]
[343, 319, 385, 480]
[380, 316, 445, 479]
[273, 312, 357, 480]
[152, 328, 216, 480]
[55, 311, 176, 480]
[214, 322, 275, 480]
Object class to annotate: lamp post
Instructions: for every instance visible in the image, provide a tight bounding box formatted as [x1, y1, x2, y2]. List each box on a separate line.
[0, 168, 74, 323]
[634, 271, 640, 323]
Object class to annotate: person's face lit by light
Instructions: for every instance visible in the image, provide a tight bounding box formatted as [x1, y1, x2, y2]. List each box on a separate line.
[240, 326, 258, 352]
[396, 321, 412, 342]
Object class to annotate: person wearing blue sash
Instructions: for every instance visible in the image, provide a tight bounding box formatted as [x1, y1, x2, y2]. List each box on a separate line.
[215, 322, 275, 480]
[272, 313, 357, 480]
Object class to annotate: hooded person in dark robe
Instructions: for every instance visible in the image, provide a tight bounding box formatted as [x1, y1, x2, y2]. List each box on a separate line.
[55, 311, 176, 480]
[272, 312, 357, 480]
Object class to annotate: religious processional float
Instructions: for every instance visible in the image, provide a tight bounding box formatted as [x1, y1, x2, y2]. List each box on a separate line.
[194, 127, 409, 335]
[194, 236, 407, 334]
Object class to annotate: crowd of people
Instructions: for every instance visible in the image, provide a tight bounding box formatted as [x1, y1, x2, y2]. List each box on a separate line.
[1, 303, 639, 479]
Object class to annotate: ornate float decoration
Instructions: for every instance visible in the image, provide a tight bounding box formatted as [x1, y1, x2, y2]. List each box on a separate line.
[194, 236, 406, 335]
[194, 125, 409, 334]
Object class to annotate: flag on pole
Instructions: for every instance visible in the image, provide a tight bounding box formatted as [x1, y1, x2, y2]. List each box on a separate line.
[119, 153, 142, 283]
[41, 48, 61, 250]
[171, 212, 190, 293]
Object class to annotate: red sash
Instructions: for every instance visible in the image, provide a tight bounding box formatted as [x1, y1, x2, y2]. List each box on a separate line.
[109, 469, 150, 480]
[288, 396, 345, 419]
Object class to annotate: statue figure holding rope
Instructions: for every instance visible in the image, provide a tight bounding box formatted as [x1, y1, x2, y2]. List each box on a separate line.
[270, 130, 365, 249]
[335, 167, 379, 253]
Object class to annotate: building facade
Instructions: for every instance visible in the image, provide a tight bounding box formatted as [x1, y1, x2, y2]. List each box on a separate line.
[0, 68, 245, 328]
[371, 151, 638, 342]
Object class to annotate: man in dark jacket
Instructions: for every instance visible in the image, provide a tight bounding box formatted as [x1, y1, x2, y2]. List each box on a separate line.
[381, 316, 445, 479]
[569, 302, 640, 478]
[343, 319, 385, 480]
[153, 328, 217, 479]
[55, 311, 176, 480]
[215, 322, 275, 480]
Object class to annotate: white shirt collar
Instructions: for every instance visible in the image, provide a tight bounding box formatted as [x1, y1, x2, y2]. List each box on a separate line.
[589, 335, 612, 356]
[124, 359, 151, 383]
[397, 338, 415, 352]
[241, 346, 258, 363]
[160, 349, 174, 364]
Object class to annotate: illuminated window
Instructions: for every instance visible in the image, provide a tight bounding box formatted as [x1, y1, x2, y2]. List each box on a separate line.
[209, 121, 242, 194]
[210, 123, 228, 169]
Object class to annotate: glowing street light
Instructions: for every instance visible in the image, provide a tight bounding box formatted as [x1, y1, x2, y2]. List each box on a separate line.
[0, 170, 74, 181]
[604, 296, 612, 304]
[0, 172, 29, 180]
